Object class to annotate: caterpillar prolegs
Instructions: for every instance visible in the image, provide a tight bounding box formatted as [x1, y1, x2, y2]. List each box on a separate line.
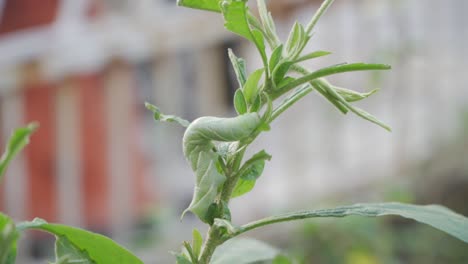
[182, 113, 261, 223]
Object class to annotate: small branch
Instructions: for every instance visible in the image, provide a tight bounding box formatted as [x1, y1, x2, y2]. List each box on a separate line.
[231, 206, 357, 237]
[305, 0, 335, 35]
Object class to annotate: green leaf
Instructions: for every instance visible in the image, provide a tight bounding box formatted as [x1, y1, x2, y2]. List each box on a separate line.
[192, 228, 203, 260]
[145, 102, 190, 127]
[238, 203, 468, 244]
[277, 77, 296, 89]
[177, 0, 221, 12]
[228, 49, 247, 87]
[0, 213, 18, 264]
[268, 45, 283, 75]
[272, 63, 391, 99]
[293, 50, 332, 64]
[53, 236, 93, 264]
[0, 122, 38, 181]
[272, 61, 293, 87]
[334, 86, 379, 102]
[175, 253, 193, 264]
[231, 179, 256, 198]
[233, 89, 247, 115]
[249, 93, 262, 113]
[314, 79, 391, 131]
[256, 0, 281, 47]
[211, 238, 279, 264]
[232, 150, 271, 198]
[17, 218, 144, 264]
[183, 241, 197, 263]
[242, 68, 264, 104]
[221, 0, 267, 65]
[284, 22, 308, 59]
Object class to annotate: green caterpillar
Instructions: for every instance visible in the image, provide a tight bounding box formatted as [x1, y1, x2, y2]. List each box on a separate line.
[182, 113, 261, 223]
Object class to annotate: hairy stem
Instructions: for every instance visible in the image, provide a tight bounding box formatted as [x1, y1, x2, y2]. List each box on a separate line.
[231, 206, 358, 237]
[305, 0, 335, 35]
[198, 145, 247, 263]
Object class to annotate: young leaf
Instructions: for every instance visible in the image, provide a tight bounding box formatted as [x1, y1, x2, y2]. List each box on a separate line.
[284, 22, 308, 59]
[221, 0, 267, 65]
[175, 253, 193, 264]
[0, 123, 38, 181]
[0, 213, 18, 264]
[272, 61, 293, 87]
[293, 50, 332, 64]
[228, 49, 247, 87]
[17, 218, 144, 264]
[145, 102, 190, 127]
[334, 86, 379, 102]
[243, 68, 264, 104]
[231, 179, 256, 198]
[314, 79, 391, 131]
[232, 150, 271, 198]
[233, 89, 247, 115]
[210, 238, 279, 264]
[236, 203, 468, 244]
[192, 228, 203, 260]
[249, 93, 262, 113]
[256, 0, 281, 47]
[183, 241, 197, 263]
[177, 0, 222, 12]
[268, 45, 283, 75]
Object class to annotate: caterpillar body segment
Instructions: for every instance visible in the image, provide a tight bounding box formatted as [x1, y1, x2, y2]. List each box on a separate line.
[182, 113, 261, 222]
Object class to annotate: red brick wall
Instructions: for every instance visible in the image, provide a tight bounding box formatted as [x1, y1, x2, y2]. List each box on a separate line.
[0, 0, 59, 35]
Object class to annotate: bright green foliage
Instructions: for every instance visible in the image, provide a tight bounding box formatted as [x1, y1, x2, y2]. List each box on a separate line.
[17, 218, 144, 264]
[192, 228, 203, 261]
[232, 150, 271, 198]
[182, 114, 261, 223]
[0, 123, 38, 181]
[284, 22, 309, 60]
[177, 0, 222, 12]
[210, 238, 279, 264]
[242, 68, 264, 105]
[233, 89, 248, 115]
[221, 0, 267, 66]
[0, 213, 18, 264]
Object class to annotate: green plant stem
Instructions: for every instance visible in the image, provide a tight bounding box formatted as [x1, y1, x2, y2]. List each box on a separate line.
[231, 206, 356, 237]
[198, 146, 248, 263]
[305, 0, 335, 35]
[198, 226, 225, 263]
[269, 84, 314, 122]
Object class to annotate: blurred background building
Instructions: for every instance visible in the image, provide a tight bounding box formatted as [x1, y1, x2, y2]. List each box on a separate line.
[0, 0, 467, 263]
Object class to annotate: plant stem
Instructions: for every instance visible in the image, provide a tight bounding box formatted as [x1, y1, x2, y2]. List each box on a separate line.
[198, 146, 247, 263]
[305, 0, 335, 35]
[198, 226, 225, 263]
[231, 206, 359, 237]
